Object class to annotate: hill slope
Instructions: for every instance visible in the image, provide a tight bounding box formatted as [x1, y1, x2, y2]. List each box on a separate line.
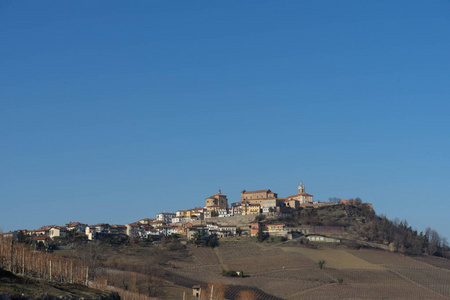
[0, 268, 118, 300]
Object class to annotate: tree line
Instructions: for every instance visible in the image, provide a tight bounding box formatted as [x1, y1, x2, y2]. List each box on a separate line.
[344, 204, 449, 257]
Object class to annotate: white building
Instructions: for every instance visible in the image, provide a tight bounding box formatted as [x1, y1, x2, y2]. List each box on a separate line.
[49, 226, 67, 239]
[156, 212, 176, 224]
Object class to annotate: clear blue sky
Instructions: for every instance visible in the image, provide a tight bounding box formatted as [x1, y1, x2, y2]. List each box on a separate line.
[1, 1, 449, 240]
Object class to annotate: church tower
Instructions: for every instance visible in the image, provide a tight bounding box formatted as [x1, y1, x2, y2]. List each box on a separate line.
[298, 182, 305, 194]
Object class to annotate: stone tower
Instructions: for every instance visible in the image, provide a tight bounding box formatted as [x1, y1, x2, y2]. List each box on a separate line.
[298, 182, 305, 194]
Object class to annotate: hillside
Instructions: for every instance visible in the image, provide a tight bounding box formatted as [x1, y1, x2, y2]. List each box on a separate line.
[53, 233, 450, 300]
[169, 239, 450, 299]
[269, 204, 448, 257]
[0, 268, 118, 300]
[16, 204, 449, 300]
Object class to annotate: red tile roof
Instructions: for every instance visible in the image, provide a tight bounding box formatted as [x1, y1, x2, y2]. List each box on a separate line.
[286, 193, 313, 198]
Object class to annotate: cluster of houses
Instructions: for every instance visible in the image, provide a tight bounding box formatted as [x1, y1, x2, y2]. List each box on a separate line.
[2, 182, 372, 243]
[2, 219, 239, 243]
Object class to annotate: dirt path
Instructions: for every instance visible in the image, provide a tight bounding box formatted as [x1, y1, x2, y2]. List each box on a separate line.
[213, 247, 227, 271]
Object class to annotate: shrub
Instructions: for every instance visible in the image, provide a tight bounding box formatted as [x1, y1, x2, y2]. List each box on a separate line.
[318, 260, 325, 269]
[221, 269, 243, 277]
[256, 226, 269, 243]
[254, 214, 266, 221]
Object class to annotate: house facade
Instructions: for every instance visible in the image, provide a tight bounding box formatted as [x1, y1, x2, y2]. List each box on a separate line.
[156, 212, 176, 223]
[240, 189, 278, 206]
[65, 222, 87, 234]
[250, 222, 262, 236]
[126, 223, 140, 237]
[85, 223, 110, 240]
[49, 226, 67, 239]
[242, 202, 261, 215]
[231, 202, 241, 216]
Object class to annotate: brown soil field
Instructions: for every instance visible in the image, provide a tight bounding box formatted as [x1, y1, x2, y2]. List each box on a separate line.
[297, 282, 450, 300]
[324, 268, 407, 285]
[252, 268, 330, 282]
[413, 255, 450, 270]
[386, 265, 450, 297]
[283, 247, 385, 270]
[217, 242, 318, 274]
[217, 241, 284, 260]
[347, 248, 433, 267]
[238, 276, 323, 299]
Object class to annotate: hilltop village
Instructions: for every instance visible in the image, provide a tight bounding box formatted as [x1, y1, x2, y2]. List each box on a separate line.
[3, 182, 372, 244]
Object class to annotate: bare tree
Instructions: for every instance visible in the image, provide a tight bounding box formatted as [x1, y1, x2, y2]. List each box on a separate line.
[328, 197, 340, 204]
[73, 242, 104, 281]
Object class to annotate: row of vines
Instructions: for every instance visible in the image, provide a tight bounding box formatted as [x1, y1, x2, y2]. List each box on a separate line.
[0, 236, 88, 285]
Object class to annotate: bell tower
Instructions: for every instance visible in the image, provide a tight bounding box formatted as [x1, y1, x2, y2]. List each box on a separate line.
[298, 182, 305, 194]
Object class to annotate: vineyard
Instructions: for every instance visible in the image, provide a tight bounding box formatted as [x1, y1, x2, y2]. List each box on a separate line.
[163, 240, 450, 299]
[347, 248, 433, 267]
[386, 265, 450, 297]
[413, 255, 450, 270]
[298, 282, 450, 300]
[0, 237, 87, 284]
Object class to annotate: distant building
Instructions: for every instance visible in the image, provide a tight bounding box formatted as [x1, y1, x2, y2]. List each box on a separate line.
[172, 216, 185, 223]
[33, 226, 54, 237]
[156, 212, 176, 223]
[305, 234, 341, 243]
[242, 202, 261, 215]
[65, 222, 87, 234]
[31, 236, 48, 246]
[286, 182, 313, 205]
[250, 222, 262, 236]
[138, 218, 155, 225]
[241, 189, 278, 206]
[192, 285, 201, 298]
[1, 231, 19, 239]
[284, 199, 300, 210]
[85, 223, 110, 240]
[250, 222, 286, 237]
[266, 223, 285, 233]
[49, 226, 67, 239]
[109, 224, 127, 235]
[126, 223, 141, 237]
[261, 198, 283, 213]
[218, 207, 230, 217]
[231, 202, 241, 216]
[205, 190, 229, 212]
